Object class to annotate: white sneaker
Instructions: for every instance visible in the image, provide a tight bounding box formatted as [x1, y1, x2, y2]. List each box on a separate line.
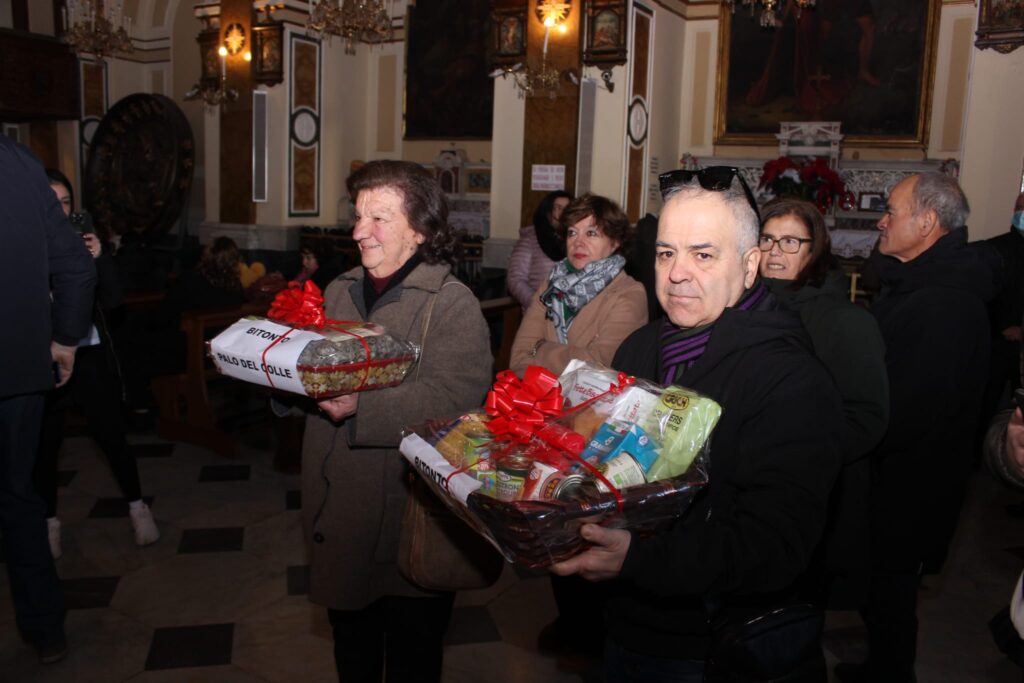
[46, 517, 62, 560]
[129, 503, 160, 546]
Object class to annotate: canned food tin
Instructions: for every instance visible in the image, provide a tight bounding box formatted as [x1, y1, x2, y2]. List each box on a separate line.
[594, 452, 648, 493]
[496, 454, 533, 501]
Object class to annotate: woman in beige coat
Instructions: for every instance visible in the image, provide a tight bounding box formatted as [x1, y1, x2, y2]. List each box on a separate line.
[510, 193, 648, 377]
[305, 161, 491, 682]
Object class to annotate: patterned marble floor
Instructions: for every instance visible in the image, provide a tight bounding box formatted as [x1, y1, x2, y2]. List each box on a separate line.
[0, 419, 1021, 682]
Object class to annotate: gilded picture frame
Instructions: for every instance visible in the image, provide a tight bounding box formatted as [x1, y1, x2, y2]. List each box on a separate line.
[714, 0, 940, 147]
[492, 7, 527, 68]
[583, 0, 628, 67]
[976, 0, 1024, 53]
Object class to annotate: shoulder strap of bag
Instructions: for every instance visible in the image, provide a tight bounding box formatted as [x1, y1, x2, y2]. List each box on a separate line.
[415, 279, 466, 381]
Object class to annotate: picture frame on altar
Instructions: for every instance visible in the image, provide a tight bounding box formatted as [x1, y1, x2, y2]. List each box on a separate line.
[858, 192, 886, 212]
[715, 0, 940, 147]
[975, 0, 1024, 54]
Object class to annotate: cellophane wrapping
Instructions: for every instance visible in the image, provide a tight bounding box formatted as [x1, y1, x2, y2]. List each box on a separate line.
[208, 316, 420, 399]
[399, 360, 721, 568]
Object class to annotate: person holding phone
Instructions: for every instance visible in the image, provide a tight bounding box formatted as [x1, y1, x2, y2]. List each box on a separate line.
[33, 170, 159, 560]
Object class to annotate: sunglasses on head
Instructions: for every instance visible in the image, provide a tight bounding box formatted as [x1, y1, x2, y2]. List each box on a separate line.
[658, 166, 760, 218]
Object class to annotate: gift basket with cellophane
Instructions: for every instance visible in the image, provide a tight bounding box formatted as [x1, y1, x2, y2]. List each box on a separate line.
[399, 359, 721, 568]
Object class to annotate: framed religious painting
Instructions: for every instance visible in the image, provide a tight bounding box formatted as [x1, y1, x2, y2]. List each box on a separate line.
[976, 0, 1024, 53]
[583, 0, 627, 67]
[715, 0, 940, 146]
[491, 5, 527, 68]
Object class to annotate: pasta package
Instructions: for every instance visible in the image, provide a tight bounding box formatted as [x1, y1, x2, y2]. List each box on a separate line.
[209, 316, 419, 398]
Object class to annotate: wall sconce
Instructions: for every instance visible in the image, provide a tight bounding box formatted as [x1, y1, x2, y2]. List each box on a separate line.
[185, 41, 242, 108]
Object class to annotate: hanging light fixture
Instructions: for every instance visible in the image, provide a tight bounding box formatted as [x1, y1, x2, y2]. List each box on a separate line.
[723, 0, 816, 28]
[185, 44, 251, 108]
[61, 0, 134, 61]
[502, 0, 571, 99]
[306, 0, 393, 55]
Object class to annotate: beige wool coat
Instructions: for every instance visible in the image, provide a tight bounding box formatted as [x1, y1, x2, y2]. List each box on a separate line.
[302, 262, 492, 610]
[509, 270, 648, 376]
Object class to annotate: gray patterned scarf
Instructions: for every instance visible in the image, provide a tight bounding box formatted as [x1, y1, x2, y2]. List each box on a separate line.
[540, 254, 626, 343]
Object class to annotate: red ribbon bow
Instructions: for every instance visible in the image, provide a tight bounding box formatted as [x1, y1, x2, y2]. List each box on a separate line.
[485, 366, 565, 445]
[268, 280, 326, 328]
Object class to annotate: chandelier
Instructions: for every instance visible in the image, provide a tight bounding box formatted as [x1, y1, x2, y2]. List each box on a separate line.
[62, 0, 134, 61]
[724, 0, 816, 28]
[306, 0, 392, 55]
[510, 58, 562, 99]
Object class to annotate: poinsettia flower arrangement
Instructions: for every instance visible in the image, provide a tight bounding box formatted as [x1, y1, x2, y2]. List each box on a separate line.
[759, 156, 846, 212]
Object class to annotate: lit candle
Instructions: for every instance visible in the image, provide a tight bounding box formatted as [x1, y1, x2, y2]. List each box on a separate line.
[219, 45, 227, 80]
[542, 26, 550, 59]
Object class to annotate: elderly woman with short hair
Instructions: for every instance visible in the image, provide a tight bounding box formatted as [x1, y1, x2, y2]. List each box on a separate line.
[303, 160, 492, 682]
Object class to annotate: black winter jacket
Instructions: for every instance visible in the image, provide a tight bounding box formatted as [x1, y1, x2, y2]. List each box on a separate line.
[869, 227, 999, 573]
[607, 297, 843, 659]
[0, 137, 95, 398]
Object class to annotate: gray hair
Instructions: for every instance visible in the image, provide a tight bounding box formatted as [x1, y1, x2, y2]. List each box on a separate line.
[663, 181, 760, 255]
[909, 172, 969, 230]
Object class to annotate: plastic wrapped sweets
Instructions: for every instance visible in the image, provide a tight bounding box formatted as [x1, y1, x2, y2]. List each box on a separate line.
[398, 360, 721, 568]
[208, 316, 419, 398]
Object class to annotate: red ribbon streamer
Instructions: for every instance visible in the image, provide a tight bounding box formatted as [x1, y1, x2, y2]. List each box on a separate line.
[260, 280, 373, 392]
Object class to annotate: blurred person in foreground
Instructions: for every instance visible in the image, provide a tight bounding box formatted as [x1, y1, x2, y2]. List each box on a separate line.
[0, 137, 95, 664]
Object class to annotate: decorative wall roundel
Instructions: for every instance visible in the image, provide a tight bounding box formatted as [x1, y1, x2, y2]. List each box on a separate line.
[290, 108, 320, 147]
[628, 96, 649, 147]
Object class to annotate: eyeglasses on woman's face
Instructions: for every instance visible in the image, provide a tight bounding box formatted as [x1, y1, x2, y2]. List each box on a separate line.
[758, 235, 812, 254]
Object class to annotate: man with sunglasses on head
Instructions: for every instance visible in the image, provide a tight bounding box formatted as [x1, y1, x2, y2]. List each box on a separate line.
[552, 167, 843, 682]
[832, 173, 1001, 683]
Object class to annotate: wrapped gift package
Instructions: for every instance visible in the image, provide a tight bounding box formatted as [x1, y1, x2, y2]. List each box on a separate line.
[399, 360, 721, 568]
[207, 281, 419, 398]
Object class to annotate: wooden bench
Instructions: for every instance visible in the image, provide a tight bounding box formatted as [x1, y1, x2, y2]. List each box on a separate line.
[150, 302, 268, 458]
[151, 296, 522, 459]
[480, 296, 522, 373]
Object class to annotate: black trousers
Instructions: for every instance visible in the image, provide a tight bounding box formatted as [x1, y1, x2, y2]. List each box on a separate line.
[34, 344, 141, 517]
[0, 393, 65, 647]
[327, 593, 454, 683]
[860, 568, 921, 682]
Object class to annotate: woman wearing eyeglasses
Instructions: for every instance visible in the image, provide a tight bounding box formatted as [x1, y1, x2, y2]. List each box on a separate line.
[758, 196, 889, 609]
[510, 193, 648, 377]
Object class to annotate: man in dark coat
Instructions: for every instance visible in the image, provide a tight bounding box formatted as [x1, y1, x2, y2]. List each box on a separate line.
[552, 173, 842, 680]
[837, 172, 1000, 682]
[981, 191, 1024, 431]
[0, 136, 95, 663]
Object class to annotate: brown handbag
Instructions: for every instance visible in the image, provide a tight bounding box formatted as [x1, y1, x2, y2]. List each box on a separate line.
[396, 280, 504, 591]
[398, 476, 504, 591]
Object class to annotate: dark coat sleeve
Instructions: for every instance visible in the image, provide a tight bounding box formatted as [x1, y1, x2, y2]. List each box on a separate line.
[619, 355, 842, 598]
